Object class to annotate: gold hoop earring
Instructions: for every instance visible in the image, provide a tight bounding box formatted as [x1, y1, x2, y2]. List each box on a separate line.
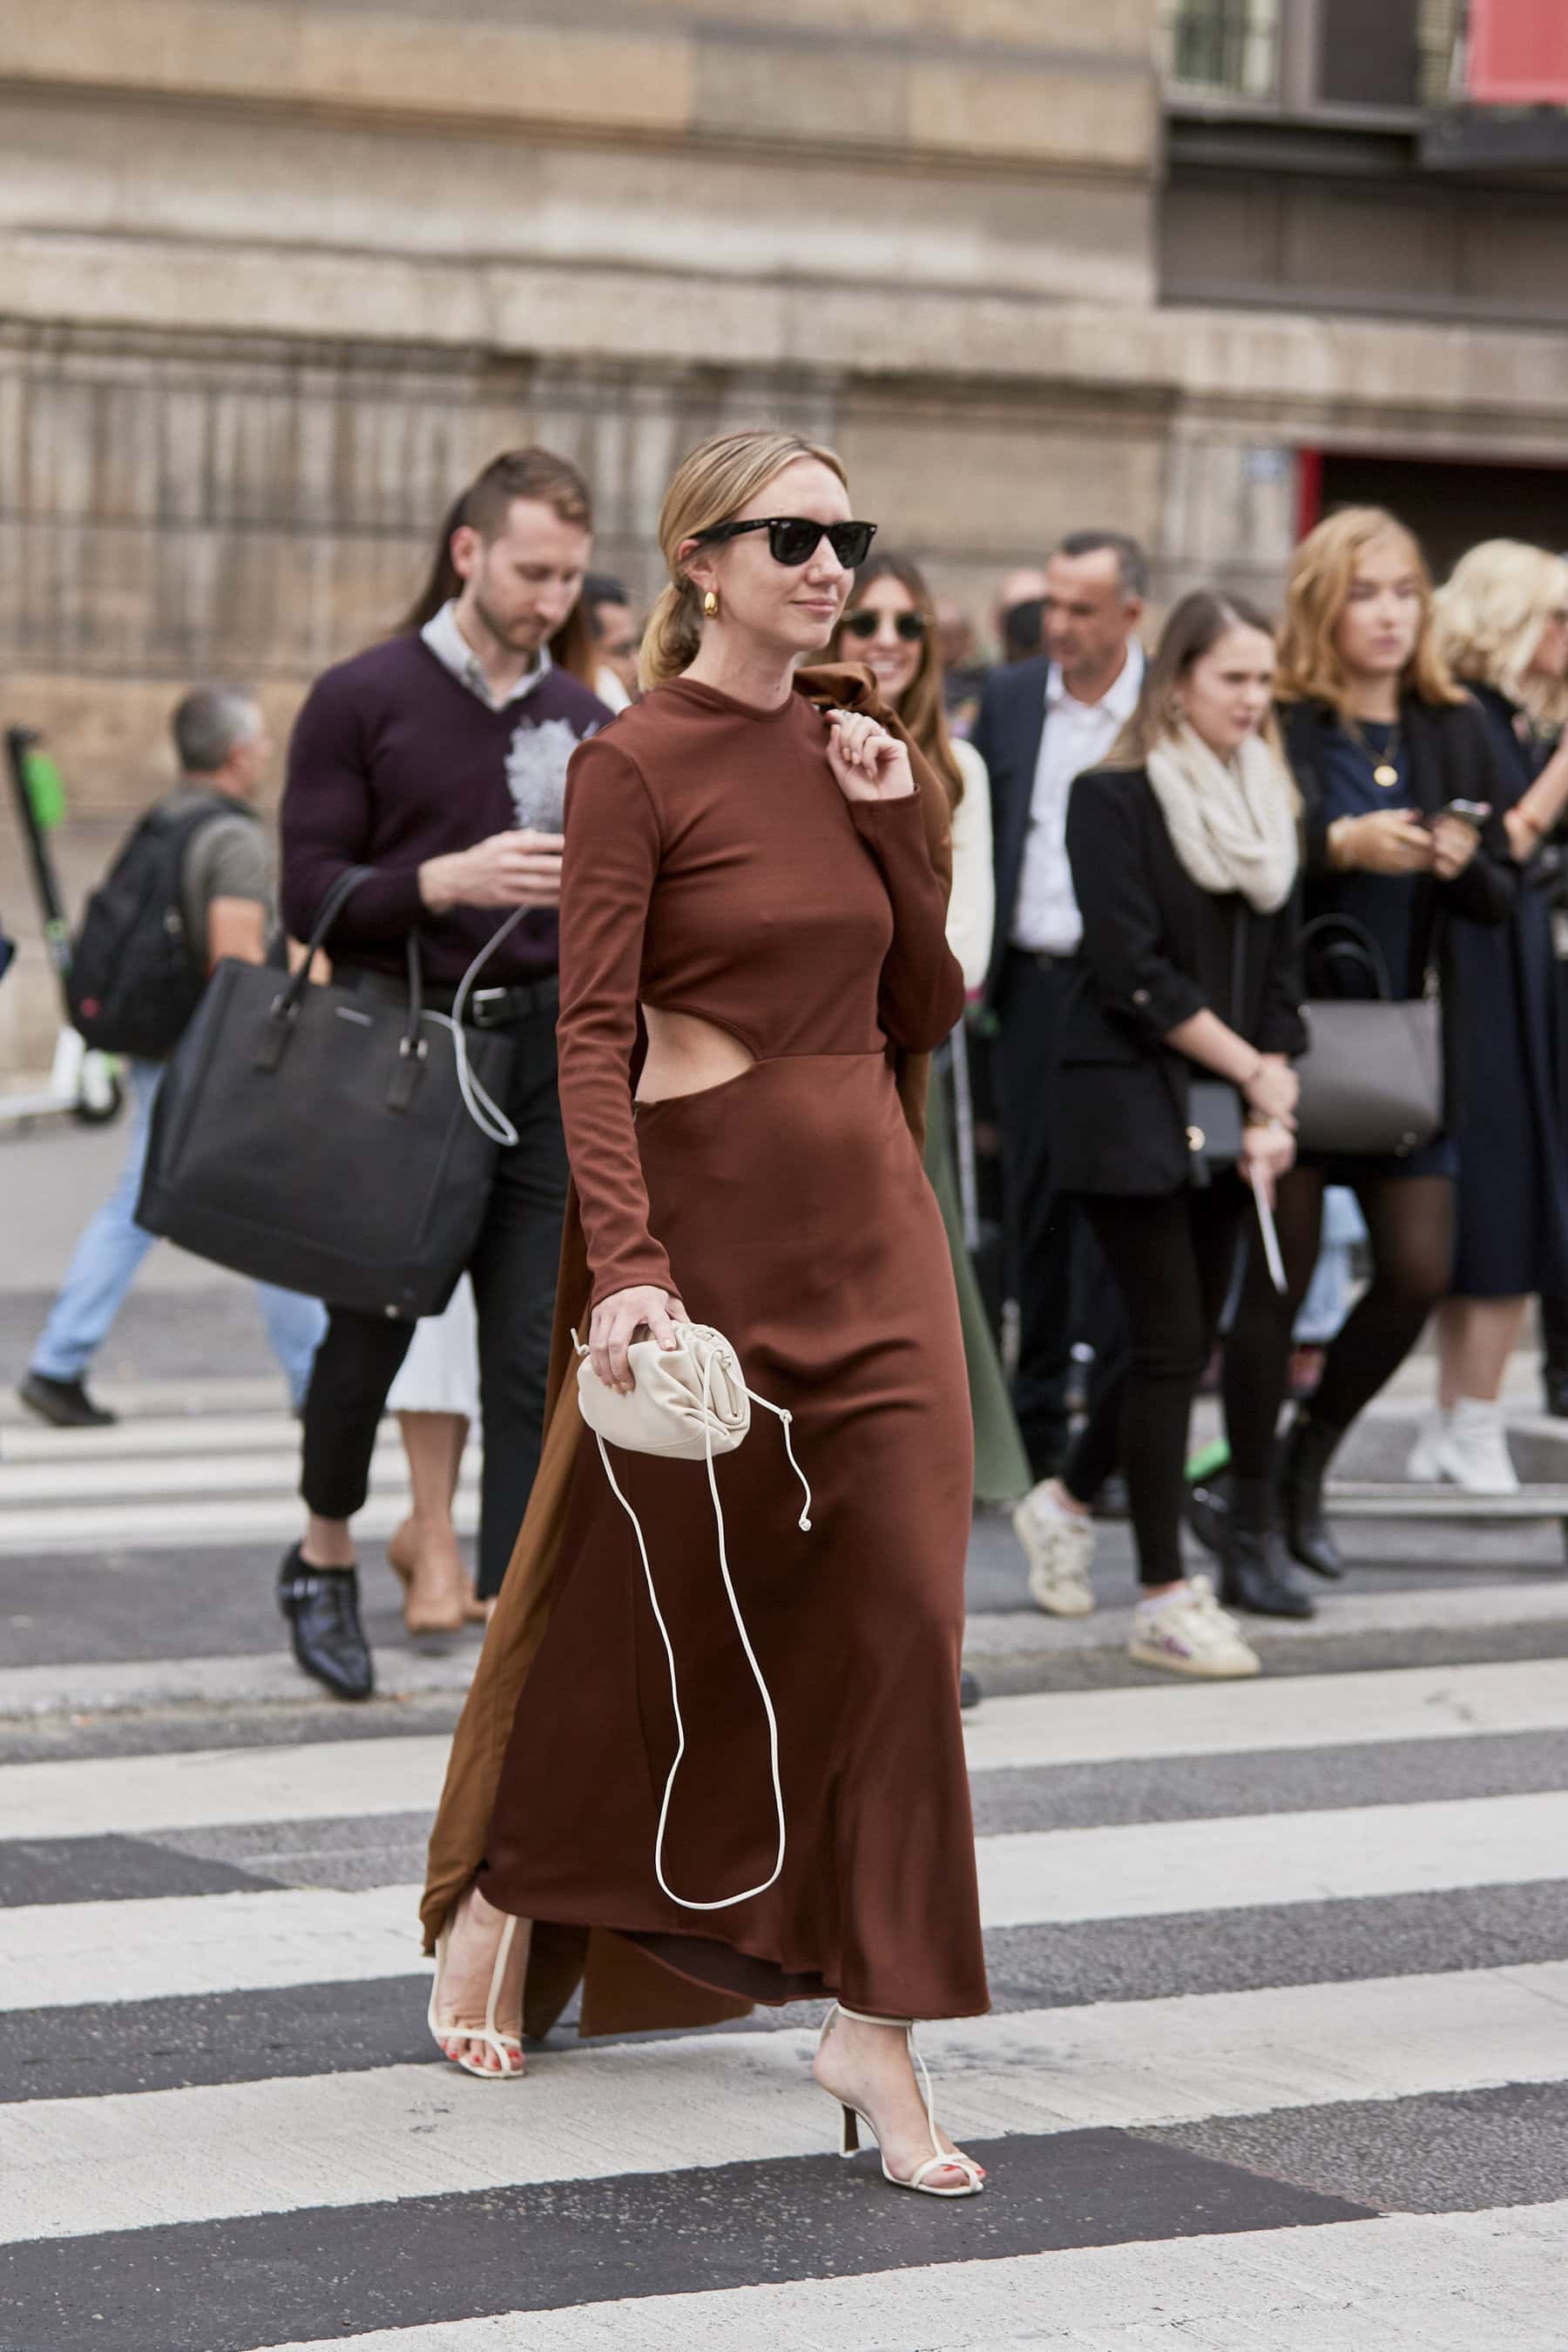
[702, 589, 720, 619]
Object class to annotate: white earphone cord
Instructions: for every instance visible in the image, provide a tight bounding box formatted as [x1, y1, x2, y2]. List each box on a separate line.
[591, 1342, 813, 1912]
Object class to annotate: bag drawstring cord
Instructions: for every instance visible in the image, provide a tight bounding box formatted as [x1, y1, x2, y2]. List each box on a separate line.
[572, 1332, 812, 1912]
[429, 909, 525, 1147]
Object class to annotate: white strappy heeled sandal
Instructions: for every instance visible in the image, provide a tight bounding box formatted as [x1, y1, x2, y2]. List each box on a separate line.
[427, 1906, 524, 2081]
[821, 2003, 984, 2198]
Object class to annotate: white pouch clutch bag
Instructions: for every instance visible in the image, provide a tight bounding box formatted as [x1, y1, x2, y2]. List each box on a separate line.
[571, 1319, 812, 1916]
[574, 1322, 751, 1459]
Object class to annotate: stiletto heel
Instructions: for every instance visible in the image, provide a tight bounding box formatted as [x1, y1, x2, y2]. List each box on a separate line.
[427, 1904, 524, 2079]
[819, 2003, 983, 2198]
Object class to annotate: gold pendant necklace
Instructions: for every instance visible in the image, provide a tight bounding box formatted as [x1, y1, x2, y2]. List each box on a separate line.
[1348, 717, 1401, 790]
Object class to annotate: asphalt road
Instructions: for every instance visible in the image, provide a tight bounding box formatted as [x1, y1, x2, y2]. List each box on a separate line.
[3, 1109, 1567, 2349]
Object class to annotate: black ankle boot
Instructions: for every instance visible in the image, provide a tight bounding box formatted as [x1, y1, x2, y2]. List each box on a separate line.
[278, 1546, 375, 1700]
[1277, 1414, 1347, 1581]
[1220, 1480, 1315, 1619]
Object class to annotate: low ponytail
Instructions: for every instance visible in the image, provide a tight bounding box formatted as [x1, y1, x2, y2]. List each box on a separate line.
[639, 579, 704, 693]
[638, 427, 848, 695]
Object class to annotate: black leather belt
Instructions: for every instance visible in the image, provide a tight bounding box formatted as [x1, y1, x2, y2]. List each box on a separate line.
[460, 975, 560, 1027]
[1009, 944, 1071, 970]
[336, 964, 559, 1028]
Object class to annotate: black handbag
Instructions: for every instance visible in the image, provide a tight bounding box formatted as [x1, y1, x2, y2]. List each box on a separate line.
[1181, 906, 1248, 1186]
[1294, 915, 1443, 1160]
[136, 870, 517, 1318]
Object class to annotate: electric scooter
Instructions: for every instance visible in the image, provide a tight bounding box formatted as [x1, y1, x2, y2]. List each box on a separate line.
[1, 725, 122, 1127]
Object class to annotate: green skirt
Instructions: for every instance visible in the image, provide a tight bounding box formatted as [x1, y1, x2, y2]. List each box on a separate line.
[923, 1064, 1031, 1507]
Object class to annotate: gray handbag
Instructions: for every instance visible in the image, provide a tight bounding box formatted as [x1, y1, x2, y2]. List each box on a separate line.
[1293, 916, 1443, 1159]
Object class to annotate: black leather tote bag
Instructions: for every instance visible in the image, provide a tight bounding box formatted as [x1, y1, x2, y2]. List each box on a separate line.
[136, 870, 515, 1318]
[1293, 915, 1443, 1160]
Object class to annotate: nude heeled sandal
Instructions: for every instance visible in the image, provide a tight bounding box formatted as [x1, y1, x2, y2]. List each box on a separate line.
[823, 2004, 983, 2198]
[387, 1520, 483, 1632]
[427, 1909, 524, 2080]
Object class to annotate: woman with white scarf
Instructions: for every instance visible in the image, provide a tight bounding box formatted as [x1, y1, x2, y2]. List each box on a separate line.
[1036, 591, 1306, 1679]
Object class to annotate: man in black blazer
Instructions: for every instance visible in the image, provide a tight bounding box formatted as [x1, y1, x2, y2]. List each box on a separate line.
[975, 531, 1149, 1489]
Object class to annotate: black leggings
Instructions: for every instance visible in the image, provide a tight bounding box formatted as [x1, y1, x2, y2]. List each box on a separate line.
[1224, 1165, 1455, 1480]
[1064, 1179, 1248, 1587]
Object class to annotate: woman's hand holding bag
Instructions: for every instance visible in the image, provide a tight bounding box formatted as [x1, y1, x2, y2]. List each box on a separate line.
[588, 1284, 688, 1395]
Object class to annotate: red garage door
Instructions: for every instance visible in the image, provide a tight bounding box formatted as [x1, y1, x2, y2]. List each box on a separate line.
[1468, 0, 1568, 105]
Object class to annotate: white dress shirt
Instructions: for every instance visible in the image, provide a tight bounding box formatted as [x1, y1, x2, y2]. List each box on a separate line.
[1010, 642, 1145, 956]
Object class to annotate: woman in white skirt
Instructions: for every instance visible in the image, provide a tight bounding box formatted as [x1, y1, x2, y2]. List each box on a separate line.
[386, 1276, 485, 1632]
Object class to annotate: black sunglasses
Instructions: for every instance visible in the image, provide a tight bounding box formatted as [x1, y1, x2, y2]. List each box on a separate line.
[841, 608, 928, 645]
[692, 516, 878, 568]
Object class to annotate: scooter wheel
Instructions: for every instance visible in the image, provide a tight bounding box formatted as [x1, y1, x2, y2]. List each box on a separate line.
[72, 1074, 124, 1126]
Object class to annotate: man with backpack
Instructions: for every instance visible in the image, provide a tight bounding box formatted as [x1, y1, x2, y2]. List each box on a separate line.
[18, 687, 327, 1429]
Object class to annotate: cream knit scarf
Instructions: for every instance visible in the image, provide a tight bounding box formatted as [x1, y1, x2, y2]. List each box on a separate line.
[1145, 723, 1298, 914]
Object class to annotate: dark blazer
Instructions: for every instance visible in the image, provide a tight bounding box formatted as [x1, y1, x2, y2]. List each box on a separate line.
[1052, 764, 1307, 1197]
[970, 653, 1051, 1007]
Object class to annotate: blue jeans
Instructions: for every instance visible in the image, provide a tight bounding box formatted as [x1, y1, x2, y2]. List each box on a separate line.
[30, 1058, 328, 1406]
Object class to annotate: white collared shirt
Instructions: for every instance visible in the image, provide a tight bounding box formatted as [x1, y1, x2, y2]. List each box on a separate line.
[1010, 641, 1145, 956]
[421, 599, 554, 713]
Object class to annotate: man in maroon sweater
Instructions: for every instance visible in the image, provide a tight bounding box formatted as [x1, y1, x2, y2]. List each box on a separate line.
[278, 448, 612, 1700]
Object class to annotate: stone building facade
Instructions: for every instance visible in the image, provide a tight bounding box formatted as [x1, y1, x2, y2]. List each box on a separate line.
[1, 0, 1565, 1063]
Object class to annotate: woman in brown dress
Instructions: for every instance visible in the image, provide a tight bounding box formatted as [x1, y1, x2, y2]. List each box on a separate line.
[422, 429, 989, 2196]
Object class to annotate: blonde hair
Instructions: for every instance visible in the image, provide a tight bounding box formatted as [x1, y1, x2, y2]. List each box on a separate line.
[830, 551, 965, 808]
[1435, 539, 1568, 730]
[1278, 506, 1465, 714]
[639, 428, 849, 692]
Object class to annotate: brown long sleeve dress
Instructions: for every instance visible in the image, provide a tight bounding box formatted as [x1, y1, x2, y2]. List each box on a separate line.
[472, 673, 989, 2024]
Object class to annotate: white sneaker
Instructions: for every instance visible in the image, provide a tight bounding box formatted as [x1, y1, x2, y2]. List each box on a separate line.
[1436, 1396, 1520, 1495]
[1128, 1576, 1262, 1680]
[1406, 1407, 1450, 1483]
[1013, 1480, 1097, 1617]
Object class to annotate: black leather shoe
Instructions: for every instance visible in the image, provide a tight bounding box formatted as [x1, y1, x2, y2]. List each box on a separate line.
[278, 1547, 374, 1701]
[1277, 1413, 1347, 1581]
[1220, 1526, 1315, 1619]
[959, 1670, 982, 1712]
[19, 1370, 117, 1428]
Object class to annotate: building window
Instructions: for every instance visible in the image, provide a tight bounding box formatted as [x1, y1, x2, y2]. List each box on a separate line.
[1160, 0, 1281, 99]
[1163, 0, 1464, 112]
[1417, 0, 1465, 109]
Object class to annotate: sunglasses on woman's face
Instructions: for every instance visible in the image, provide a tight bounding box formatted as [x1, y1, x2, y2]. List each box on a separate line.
[841, 608, 928, 645]
[691, 517, 878, 568]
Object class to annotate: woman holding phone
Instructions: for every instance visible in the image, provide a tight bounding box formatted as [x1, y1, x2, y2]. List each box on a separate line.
[1038, 590, 1305, 1679]
[1220, 508, 1513, 1583]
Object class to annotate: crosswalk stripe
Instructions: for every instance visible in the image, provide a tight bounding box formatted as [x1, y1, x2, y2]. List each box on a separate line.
[0, 1491, 479, 1554]
[0, 1445, 479, 1504]
[2, 1410, 318, 1462]
[0, 1647, 482, 1722]
[958, 1655, 1568, 1768]
[977, 1787, 1568, 1925]
[8, 1655, 1564, 1836]
[245, 2200, 1568, 2352]
[6, 1787, 1567, 2011]
[0, 1736, 455, 1841]
[6, 1963, 1565, 2245]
